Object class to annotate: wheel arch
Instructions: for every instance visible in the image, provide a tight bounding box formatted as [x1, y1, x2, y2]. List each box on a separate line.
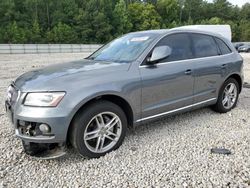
[66, 94, 134, 144]
[225, 73, 243, 93]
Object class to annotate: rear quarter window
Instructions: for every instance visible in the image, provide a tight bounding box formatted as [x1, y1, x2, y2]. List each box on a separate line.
[191, 33, 219, 58]
[214, 37, 232, 55]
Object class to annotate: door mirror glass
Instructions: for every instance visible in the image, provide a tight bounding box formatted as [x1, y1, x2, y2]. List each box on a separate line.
[148, 46, 172, 64]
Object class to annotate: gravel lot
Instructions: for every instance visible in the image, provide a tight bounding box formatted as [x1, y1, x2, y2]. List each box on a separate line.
[0, 53, 250, 187]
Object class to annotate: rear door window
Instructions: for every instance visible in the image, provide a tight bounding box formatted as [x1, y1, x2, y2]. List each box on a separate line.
[191, 34, 219, 58]
[155, 33, 193, 62]
[214, 37, 232, 55]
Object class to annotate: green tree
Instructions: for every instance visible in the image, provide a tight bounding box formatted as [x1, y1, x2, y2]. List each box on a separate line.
[225, 20, 240, 42]
[46, 22, 77, 43]
[212, 0, 234, 20]
[74, 9, 92, 43]
[74, 0, 113, 43]
[128, 2, 161, 31]
[183, 0, 204, 22]
[3, 21, 27, 43]
[240, 3, 250, 20]
[200, 17, 224, 24]
[156, 0, 178, 26]
[23, 0, 39, 21]
[51, 0, 78, 27]
[0, 0, 15, 26]
[113, 0, 132, 36]
[0, 0, 249, 43]
[30, 19, 42, 43]
[239, 20, 250, 41]
[92, 11, 113, 43]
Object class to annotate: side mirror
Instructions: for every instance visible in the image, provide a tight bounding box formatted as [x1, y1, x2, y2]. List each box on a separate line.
[148, 46, 172, 64]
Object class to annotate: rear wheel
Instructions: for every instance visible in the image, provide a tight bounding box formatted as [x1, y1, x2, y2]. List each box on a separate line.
[70, 100, 127, 158]
[213, 78, 239, 113]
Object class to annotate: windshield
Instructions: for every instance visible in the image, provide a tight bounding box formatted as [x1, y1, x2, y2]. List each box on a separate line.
[87, 33, 158, 63]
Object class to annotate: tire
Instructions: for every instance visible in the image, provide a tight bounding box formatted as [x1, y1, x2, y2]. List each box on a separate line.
[213, 78, 239, 113]
[70, 100, 127, 158]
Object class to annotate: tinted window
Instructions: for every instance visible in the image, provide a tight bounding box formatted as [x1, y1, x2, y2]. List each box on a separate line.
[191, 34, 219, 58]
[156, 33, 193, 62]
[215, 37, 232, 55]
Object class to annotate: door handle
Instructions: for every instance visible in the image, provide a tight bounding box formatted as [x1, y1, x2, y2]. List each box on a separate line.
[184, 69, 192, 75]
[221, 64, 227, 69]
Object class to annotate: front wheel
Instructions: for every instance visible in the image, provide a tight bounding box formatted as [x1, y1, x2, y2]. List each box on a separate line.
[213, 78, 239, 113]
[70, 100, 127, 158]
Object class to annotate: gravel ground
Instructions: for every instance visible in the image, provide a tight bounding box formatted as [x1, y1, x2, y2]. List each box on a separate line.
[0, 53, 250, 187]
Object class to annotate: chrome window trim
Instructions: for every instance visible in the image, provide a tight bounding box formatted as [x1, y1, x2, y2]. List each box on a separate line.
[138, 30, 234, 68]
[136, 98, 216, 122]
[139, 52, 234, 68]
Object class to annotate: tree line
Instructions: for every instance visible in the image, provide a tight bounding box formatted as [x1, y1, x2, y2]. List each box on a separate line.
[0, 0, 249, 44]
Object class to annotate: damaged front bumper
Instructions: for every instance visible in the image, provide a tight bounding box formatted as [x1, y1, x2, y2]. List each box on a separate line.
[22, 141, 67, 159]
[5, 93, 70, 159]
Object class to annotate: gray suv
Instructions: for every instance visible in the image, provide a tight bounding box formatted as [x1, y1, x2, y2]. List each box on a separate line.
[5, 28, 244, 159]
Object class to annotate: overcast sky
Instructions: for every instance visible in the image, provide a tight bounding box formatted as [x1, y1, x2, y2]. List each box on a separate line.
[207, 0, 250, 7]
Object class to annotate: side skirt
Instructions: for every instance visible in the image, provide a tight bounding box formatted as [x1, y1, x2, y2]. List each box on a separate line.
[136, 98, 217, 123]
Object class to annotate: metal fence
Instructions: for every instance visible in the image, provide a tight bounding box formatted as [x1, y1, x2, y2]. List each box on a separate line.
[0, 44, 102, 54]
[1, 42, 249, 54]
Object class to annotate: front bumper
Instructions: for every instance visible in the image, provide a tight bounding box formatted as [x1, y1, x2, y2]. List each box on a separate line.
[6, 98, 70, 158]
[5, 98, 71, 144]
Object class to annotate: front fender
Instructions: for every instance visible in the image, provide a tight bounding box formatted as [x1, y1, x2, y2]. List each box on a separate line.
[68, 90, 136, 121]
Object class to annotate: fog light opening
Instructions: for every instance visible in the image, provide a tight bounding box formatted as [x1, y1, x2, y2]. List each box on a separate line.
[39, 124, 51, 134]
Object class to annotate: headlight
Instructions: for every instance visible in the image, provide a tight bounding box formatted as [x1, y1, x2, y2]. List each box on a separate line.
[6, 85, 14, 102]
[24, 92, 65, 107]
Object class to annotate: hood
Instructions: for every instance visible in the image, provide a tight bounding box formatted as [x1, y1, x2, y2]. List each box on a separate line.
[14, 59, 130, 91]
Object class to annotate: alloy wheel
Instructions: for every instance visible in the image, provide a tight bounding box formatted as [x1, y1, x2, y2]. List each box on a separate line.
[83, 112, 122, 153]
[222, 83, 237, 109]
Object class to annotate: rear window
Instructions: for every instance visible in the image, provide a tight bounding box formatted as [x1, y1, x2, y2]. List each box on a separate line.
[214, 37, 232, 55]
[191, 34, 219, 58]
